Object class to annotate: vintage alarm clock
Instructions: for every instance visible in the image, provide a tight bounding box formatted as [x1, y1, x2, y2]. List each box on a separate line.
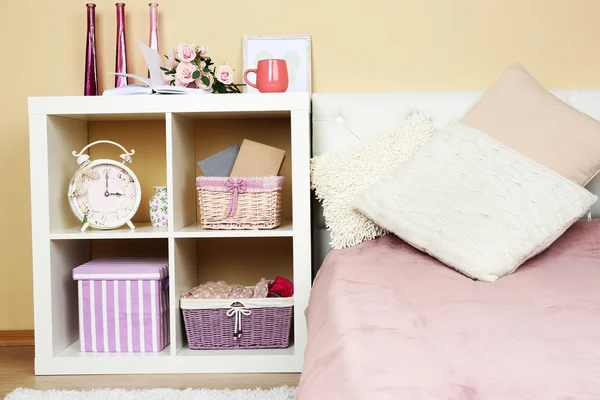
[68, 140, 141, 232]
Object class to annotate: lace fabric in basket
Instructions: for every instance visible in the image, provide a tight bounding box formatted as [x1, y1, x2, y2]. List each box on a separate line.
[182, 278, 272, 300]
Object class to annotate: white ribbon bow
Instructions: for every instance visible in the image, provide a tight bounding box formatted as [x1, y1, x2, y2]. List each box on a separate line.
[226, 305, 252, 340]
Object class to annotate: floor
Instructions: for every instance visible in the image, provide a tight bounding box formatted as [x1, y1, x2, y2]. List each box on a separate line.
[0, 346, 300, 398]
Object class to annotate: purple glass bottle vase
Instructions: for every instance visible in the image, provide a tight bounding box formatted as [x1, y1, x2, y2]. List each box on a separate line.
[84, 3, 99, 96]
[114, 3, 129, 88]
[148, 3, 159, 77]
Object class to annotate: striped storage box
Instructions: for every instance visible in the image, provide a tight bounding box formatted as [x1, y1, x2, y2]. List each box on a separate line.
[72, 258, 170, 353]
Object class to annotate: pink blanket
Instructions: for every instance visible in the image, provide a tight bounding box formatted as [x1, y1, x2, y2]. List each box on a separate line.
[297, 220, 600, 400]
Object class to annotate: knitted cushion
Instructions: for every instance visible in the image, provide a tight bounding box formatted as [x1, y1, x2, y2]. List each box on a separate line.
[353, 121, 598, 282]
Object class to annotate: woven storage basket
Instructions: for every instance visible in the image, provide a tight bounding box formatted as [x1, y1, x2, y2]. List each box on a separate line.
[196, 176, 284, 230]
[180, 296, 293, 350]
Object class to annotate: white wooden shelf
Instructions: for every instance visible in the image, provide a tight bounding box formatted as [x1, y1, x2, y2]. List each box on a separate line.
[173, 221, 294, 238]
[50, 223, 169, 240]
[36, 342, 299, 375]
[48, 222, 293, 240]
[28, 93, 309, 120]
[57, 341, 171, 358]
[28, 94, 312, 376]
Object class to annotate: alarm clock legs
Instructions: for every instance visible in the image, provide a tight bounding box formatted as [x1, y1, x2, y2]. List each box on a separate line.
[80, 222, 89, 232]
[127, 220, 136, 230]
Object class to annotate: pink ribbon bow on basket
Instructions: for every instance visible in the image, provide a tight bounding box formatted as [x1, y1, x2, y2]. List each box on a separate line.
[225, 178, 247, 216]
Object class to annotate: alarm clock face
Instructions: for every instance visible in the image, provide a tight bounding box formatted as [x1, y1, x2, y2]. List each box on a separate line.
[69, 160, 141, 229]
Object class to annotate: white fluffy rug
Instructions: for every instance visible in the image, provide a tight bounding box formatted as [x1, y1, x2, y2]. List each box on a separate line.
[4, 386, 296, 400]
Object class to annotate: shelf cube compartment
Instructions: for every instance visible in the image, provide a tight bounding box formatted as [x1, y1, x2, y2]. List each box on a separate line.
[47, 238, 170, 357]
[171, 237, 294, 354]
[168, 114, 293, 235]
[45, 115, 167, 236]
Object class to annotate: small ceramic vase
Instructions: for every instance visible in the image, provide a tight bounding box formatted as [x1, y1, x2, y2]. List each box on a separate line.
[149, 186, 168, 227]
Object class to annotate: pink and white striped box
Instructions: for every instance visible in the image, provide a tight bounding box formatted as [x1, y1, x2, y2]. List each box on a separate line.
[73, 258, 170, 353]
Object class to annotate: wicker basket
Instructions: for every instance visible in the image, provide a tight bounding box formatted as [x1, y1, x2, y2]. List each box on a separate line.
[180, 296, 293, 350]
[196, 176, 284, 230]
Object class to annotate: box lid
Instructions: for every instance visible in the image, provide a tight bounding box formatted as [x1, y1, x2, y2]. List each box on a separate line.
[73, 257, 168, 281]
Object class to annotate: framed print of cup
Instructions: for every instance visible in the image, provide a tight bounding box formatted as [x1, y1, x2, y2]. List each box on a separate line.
[243, 34, 312, 93]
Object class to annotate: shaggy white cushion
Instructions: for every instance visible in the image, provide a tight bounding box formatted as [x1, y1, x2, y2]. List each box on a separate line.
[353, 122, 598, 282]
[310, 112, 436, 249]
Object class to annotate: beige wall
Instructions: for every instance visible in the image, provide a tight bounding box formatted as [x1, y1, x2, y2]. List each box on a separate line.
[2, 0, 600, 330]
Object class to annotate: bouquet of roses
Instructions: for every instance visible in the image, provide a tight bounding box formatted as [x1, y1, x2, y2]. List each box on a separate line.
[161, 43, 244, 93]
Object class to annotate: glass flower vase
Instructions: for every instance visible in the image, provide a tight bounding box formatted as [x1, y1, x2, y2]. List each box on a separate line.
[114, 3, 128, 88]
[84, 3, 99, 96]
[148, 3, 159, 77]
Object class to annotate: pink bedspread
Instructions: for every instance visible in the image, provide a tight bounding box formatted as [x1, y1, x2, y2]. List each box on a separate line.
[297, 220, 600, 400]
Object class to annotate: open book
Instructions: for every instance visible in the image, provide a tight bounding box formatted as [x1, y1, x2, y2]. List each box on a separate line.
[102, 42, 210, 96]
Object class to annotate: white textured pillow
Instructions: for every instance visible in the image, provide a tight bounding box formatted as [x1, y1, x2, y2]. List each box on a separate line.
[353, 122, 598, 282]
[311, 112, 436, 249]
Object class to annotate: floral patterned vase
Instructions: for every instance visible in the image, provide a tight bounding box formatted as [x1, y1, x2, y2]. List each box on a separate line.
[149, 186, 168, 227]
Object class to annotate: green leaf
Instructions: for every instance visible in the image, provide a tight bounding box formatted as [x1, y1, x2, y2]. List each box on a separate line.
[203, 68, 211, 73]
[192, 70, 200, 79]
[201, 76, 210, 86]
[160, 66, 169, 72]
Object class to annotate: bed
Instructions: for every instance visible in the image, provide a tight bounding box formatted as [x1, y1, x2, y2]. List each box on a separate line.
[298, 91, 600, 400]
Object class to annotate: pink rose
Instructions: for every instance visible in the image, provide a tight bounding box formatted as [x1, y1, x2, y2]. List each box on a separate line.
[166, 48, 177, 70]
[176, 43, 197, 63]
[198, 46, 208, 56]
[175, 62, 197, 85]
[195, 72, 214, 91]
[215, 64, 234, 85]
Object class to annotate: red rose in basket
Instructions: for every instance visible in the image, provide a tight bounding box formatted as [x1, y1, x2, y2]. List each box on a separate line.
[268, 276, 294, 298]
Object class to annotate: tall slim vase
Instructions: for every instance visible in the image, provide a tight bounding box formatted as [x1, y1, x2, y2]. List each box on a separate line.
[84, 3, 99, 96]
[114, 3, 128, 88]
[148, 3, 159, 77]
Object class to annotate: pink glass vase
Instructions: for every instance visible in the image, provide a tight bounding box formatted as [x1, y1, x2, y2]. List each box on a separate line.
[84, 3, 99, 96]
[148, 3, 159, 77]
[114, 3, 128, 88]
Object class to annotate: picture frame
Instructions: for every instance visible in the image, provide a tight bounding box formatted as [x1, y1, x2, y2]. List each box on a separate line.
[242, 34, 312, 93]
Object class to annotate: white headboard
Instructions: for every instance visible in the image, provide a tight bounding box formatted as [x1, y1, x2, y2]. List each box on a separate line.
[311, 90, 600, 271]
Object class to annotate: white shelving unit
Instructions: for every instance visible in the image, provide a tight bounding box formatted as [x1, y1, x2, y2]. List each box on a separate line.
[28, 93, 312, 375]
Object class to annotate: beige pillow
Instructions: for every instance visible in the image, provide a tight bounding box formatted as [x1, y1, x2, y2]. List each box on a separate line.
[461, 63, 600, 186]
